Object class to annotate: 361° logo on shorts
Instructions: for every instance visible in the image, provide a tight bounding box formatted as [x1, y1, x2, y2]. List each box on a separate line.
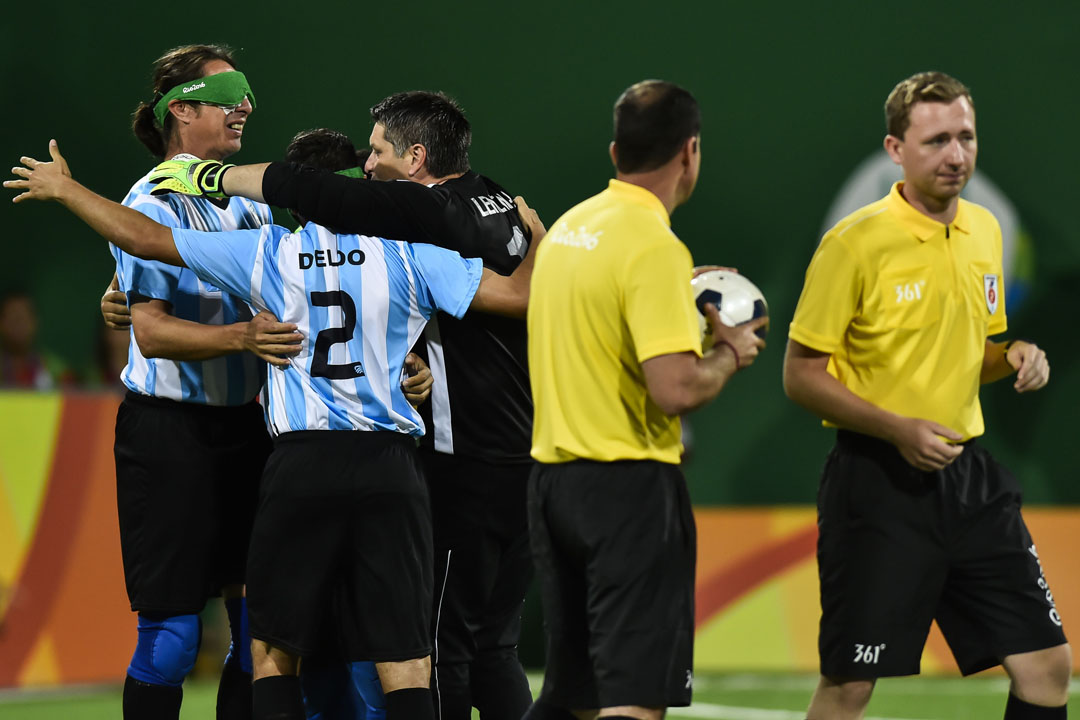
[853, 643, 886, 664]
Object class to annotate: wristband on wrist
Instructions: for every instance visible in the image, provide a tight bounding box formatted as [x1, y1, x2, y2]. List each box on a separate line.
[199, 161, 233, 198]
[1003, 339, 1019, 370]
[216, 164, 232, 197]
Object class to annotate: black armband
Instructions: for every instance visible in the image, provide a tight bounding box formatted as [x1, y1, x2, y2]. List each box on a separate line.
[1003, 339, 1019, 370]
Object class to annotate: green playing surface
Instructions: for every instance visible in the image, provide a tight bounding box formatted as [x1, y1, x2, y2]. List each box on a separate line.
[2, 672, 1078, 719]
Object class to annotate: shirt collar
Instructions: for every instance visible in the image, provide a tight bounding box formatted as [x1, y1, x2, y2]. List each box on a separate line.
[607, 179, 671, 227]
[887, 181, 970, 241]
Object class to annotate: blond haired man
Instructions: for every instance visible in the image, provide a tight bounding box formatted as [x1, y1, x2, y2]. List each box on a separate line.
[785, 71, 1071, 720]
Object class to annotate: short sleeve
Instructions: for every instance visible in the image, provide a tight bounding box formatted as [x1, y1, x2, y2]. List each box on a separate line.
[789, 233, 862, 353]
[119, 197, 184, 301]
[408, 243, 483, 319]
[622, 240, 701, 363]
[172, 227, 268, 306]
[988, 220, 1007, 336]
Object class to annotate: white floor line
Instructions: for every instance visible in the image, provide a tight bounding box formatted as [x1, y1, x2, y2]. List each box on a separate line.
[692, 673, 1080, 695]
[670, 702, 928, 720]
[0, 683, 117, 703]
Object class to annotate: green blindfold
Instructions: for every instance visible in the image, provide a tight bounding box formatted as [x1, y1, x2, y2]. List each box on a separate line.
[153, 71, 256, 126]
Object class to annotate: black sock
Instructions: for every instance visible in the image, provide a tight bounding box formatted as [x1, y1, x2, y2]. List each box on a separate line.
[217, 656, 253, 720]
[1004, 692, 1067, 719]
[521, 699, 577, 720]
[123, 674, 182, 720]
[387, 687, 436, 720]
[251, 675, 305, 720]
[471, 649, 532, 720]
[432, 662, 471, 720]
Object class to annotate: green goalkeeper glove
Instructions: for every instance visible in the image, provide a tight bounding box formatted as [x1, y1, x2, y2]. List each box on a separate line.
[148, 158, 235, 199]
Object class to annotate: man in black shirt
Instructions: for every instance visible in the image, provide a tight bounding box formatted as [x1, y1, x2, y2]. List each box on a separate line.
[151, 92, 536, 720]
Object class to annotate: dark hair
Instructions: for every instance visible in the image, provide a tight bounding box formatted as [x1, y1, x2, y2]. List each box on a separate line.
[132, 44, 237, 158]
[612, 80, 701, 173]
[370, 91, 470, 177]
[285, 128, 358, 172]
[885, 71, 974, 139]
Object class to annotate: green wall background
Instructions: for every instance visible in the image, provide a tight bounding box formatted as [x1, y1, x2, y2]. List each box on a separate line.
[2, 1, 1077, 503]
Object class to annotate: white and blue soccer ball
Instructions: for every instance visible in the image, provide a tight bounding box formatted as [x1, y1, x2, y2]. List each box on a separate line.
[690, 270, 769, 349]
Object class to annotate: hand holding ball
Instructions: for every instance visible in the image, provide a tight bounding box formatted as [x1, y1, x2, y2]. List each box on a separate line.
[691, 270, 768, 358]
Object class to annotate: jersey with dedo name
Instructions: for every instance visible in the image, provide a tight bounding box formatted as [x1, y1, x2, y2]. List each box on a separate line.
[114, 161, 271, 406]
[171, 222, 482, 436]
[262, 164, 533, 462]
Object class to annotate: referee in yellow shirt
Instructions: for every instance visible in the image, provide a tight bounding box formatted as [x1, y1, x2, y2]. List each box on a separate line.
[784, 71, 1071, 720]
[525, 80, 766, 720]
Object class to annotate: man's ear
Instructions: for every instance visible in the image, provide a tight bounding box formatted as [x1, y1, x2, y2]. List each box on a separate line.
[609, 141, 618, 168]
[168, 100, 198, 125]
[682, 135, 698, 168]
[883, 134, 903, 165]
[408, 143, 428, 177]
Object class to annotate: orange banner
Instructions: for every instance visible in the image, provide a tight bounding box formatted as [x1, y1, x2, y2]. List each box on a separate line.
[1, 393, 1077, 687]
[0, 392, 131, 688]
[694, 508, 1080, 674]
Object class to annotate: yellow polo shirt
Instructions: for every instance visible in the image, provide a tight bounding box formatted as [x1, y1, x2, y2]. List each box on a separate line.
[528, 179, 702, 464]
[789, 182, 1007, 440]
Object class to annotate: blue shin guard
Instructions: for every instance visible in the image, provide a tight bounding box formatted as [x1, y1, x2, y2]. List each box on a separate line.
[127, 614, 201, 687]
[299, 659, 385, 720]
[223, 597, 253, 674]
[301, 659, 358, 720]
[350, 661, 385, 720]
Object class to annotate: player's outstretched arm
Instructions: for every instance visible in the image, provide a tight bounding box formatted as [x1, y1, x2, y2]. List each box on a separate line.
[783, 338, 963, 470]
[147, 159, 269, 202]
[153, 159, 533, 257]
[258, 162, 447, 243]
[153, 159, 444, 244]
[221, 163, 270, 202]
[6, 141, 184, 267]
[468, 196, 546, 317]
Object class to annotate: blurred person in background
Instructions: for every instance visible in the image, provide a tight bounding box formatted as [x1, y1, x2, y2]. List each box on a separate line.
[0, 290, 75, 389]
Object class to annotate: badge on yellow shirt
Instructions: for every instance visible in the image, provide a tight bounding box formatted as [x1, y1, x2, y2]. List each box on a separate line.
[984, 274, 999, 314]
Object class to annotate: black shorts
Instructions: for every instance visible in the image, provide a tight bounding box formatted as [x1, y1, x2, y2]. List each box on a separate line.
[817, 430, 1067, 678]
[114, 391, 269, 616]
[528, 460, 695, 710]
[422, 449, 533, 666]
[246, 431, 433, 662]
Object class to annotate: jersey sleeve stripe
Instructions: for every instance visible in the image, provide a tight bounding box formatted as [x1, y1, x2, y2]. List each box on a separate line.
[383, 242, 423, 429]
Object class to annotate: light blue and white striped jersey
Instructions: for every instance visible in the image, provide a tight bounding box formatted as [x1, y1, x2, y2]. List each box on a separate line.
[113, 161, 272, 406]
[172, 222, 482, 437]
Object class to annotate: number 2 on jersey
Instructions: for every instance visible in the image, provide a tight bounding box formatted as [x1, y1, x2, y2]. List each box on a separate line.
[310, 291, 365, 379]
